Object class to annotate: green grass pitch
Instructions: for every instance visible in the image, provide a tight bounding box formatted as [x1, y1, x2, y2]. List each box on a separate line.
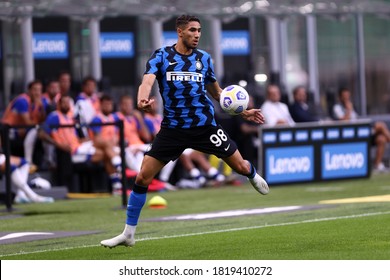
[1, 173, 390, 260]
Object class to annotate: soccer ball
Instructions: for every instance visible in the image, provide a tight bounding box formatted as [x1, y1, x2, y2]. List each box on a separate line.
[219, 85, 249, 115]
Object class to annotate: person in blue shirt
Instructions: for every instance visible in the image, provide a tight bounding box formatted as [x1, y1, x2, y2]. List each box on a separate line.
[101, 14, 269, 248]
[289, 86, 319, 123]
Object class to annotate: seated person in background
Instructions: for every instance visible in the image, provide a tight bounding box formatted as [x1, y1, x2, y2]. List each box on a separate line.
[40, 96, 123, 192]
[42, 79, 61, 115]
[333, 88, 390, 173]
[58, 71, 75, 99]
[89, 95, 118, 147]
[261, 84, 295, 126]
[113, 95, 152, 173]
[89, 95, 170, 192]
[289, 86, 319, 123]
[42, 79, 61, 168]
[58, 71, 75, 116]
[0, 153, 54, 204]
[176, 149, 225, 189]
[112, 97, 174, 191]
[2, 80, 46, 172]
[74, 76, 101, 137]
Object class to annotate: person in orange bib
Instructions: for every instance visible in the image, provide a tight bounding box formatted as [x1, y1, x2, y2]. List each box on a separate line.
[113, 95, 152, 172]
[2, 80, 46, 172]
[89, 95, 118, 147]
[40, 95, 123, 193]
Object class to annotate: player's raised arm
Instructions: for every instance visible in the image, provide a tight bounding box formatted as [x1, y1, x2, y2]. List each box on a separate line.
[206, 81, 223, 101]
[137, 74, 156, 112]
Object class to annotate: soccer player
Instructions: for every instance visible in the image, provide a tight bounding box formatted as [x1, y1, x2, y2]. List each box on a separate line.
[101, 14, 269, 248]
[144, 99, 224, 187]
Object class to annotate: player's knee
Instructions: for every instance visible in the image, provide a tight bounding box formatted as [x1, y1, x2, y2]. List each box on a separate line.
[135, 171, 153, 186]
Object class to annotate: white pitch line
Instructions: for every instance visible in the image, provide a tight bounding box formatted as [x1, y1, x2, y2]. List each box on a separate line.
[1, 210, 390, 258]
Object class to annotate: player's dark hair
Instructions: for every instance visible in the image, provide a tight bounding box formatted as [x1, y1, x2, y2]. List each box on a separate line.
[176, 15, 200, 29]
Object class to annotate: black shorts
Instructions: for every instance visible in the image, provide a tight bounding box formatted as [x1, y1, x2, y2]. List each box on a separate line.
[146, 125, 237, 163]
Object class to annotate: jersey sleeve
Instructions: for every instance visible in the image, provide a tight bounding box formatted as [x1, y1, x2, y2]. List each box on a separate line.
[144, 48, 163, 75]
[204, 54, 217, 85]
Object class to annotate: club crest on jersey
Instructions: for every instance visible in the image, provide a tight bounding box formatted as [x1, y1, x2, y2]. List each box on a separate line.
[195, 60, 203, 70]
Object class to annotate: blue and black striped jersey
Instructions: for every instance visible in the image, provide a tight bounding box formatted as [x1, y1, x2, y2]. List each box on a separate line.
[145, 45, 217, 129]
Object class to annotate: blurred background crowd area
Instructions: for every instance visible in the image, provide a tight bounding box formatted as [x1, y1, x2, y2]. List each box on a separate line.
[0, 1, 389, 115]
[1, 0, 390, 196]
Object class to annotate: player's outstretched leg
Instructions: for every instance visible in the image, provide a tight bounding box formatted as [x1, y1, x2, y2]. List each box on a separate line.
[223, 150, 269, 195]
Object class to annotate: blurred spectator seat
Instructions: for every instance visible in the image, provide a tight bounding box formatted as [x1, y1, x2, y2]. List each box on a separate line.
[326, 89, 337, 120]
[54, 148, 109, 193]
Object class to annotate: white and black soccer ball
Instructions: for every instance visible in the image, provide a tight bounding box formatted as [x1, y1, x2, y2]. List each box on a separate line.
[219, 85, 249, 115]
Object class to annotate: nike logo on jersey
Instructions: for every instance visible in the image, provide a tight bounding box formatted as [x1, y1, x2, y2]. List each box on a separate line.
[224, 144, 230, 151]
[169, 61, 178, 65]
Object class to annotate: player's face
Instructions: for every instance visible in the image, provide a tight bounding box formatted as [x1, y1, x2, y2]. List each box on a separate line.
[180, 21, 201, 49]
